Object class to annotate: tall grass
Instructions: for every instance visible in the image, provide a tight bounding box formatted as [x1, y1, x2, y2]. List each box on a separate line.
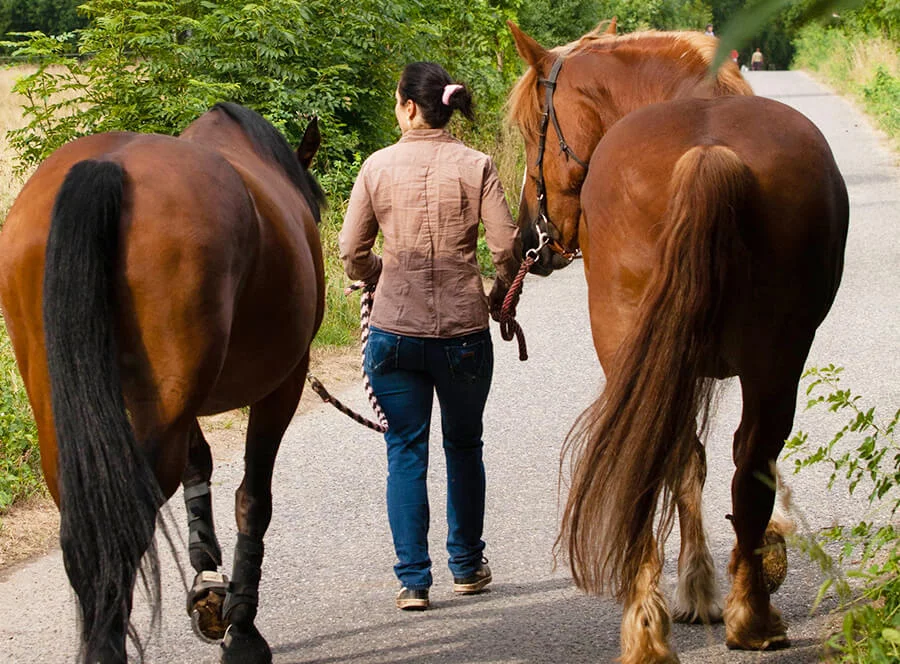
[0, 67, 44, 512]
[793, 25, 900, 151]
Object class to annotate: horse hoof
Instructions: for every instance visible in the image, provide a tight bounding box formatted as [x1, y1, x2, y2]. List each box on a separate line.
[188, 571, 230, 642]
[220, 624, 272, 664]
[672, 604, 724, 625]
[726, 633, 790, 651]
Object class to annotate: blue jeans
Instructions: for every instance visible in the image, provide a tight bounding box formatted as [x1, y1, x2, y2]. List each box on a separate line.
[365, 326, 493, 590]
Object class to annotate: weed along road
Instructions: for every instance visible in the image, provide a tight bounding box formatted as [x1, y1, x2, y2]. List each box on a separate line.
[1, 71, 897, 663]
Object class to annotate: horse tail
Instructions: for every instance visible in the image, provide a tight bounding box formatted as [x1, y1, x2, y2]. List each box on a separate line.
[43, 160, 164, 662]
[559, 145, 751, 600]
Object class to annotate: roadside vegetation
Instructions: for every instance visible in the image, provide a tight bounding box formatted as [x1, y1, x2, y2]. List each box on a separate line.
[786, 367, 900, 662]
[792, 2, 900, 151]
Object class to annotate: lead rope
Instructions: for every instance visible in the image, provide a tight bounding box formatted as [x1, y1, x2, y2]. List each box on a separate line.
[306, 281, 388, 433]
[498, 256, 535, 362]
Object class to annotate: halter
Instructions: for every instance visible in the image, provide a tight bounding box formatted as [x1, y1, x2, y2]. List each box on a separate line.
[531, 57, 587, 263]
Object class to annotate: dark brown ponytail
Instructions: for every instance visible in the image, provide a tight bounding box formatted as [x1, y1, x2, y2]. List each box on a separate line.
[398, 61, 474, 128]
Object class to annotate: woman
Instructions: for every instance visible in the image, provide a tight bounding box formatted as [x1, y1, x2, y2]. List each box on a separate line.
[339, 62, 520, 611]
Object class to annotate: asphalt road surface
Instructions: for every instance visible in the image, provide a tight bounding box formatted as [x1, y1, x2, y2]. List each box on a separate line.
[1, 70, 898, 663]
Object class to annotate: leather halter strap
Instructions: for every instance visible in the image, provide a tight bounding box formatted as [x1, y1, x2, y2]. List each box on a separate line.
[533, 57, 587, 262]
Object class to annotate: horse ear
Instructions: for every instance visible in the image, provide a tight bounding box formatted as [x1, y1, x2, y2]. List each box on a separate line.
[507, 21, 552, 75]
[296, 117, 320, 170]
[605, 17, 617, 34]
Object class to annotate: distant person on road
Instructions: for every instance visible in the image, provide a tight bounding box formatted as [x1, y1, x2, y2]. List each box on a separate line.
[751, 48, 764, 71]
[339, 61, 521, 612]
[730, 49, 739, 65]
[704, 23, 715, 37]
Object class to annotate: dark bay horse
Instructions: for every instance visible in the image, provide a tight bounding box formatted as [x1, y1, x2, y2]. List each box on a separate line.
[508, 22, 848, 662]
[0, 103, 325, 663]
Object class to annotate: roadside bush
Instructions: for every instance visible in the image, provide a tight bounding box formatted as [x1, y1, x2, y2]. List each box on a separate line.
[793, 20, 900, 149]
[786, 365, 900, 661]
[0, 319, 42, 511]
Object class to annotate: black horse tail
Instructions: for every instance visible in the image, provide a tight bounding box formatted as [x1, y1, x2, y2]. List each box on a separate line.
[43, 160, 164, 663]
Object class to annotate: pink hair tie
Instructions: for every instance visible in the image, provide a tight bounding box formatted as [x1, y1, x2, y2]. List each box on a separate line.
[442, 84, 463, 106]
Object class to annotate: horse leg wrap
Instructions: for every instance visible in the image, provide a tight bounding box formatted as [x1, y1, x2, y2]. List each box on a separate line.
[184, 482, 223, 572]
[224, 533, 265, 625]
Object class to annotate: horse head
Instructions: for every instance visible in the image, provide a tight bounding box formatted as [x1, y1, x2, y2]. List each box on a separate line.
[507, 21, 616, 275]
[508, 20, 751, 276]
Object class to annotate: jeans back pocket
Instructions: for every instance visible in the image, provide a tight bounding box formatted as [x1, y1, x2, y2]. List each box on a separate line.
[444, 336, 492, 383]
[365, 329, 399, 376]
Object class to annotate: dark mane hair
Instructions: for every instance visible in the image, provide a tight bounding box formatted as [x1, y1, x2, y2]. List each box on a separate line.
[212, 102, 326, 224]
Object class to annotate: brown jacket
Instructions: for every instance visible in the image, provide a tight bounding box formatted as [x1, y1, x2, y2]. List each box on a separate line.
[339, 129, 520, 338]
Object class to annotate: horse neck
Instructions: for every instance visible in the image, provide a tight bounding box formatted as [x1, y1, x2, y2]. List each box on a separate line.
[583, 55, 716, 130]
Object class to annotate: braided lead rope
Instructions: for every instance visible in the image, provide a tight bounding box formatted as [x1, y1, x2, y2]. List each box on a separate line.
[305, 281, 388, 434]
[498, 256, 534, 362]
[306, 375, 387, 433]
[353, 282, 389, 430]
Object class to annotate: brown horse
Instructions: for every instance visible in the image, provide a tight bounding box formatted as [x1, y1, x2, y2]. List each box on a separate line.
[508, 22, 849, 662]
[0, 103, 325, 664]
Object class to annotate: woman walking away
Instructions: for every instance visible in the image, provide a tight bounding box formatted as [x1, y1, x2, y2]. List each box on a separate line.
[339, 61, 521, 611]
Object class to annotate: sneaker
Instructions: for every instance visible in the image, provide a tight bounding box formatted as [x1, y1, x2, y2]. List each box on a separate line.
[396, 587, 429, 611]
[453, 559, 492, 594]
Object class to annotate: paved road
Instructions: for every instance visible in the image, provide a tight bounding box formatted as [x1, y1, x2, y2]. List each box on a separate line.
[1, 71, 898, 663]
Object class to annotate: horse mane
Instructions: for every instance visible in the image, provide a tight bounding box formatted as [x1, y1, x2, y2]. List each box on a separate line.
[212, 102, 326, 224]
[508, 29, 752, 140]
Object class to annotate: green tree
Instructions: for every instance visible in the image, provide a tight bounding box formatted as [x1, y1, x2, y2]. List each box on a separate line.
[0, 0, 86, 38]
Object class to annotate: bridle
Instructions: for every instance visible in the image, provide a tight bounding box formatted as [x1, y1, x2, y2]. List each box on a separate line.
[530, 57, 588, 263]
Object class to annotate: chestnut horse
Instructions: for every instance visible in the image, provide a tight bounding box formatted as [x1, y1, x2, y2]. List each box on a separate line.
[508, 22, 848, 662]
[0, 103, 325, 664]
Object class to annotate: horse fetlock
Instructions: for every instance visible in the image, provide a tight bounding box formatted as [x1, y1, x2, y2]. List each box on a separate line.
[724, 578, 790, 650]
[672, 547, 722, 624]
[220, 623, 272, 664]
[724, 592, 788, 650]
[621, 585, 677, 664]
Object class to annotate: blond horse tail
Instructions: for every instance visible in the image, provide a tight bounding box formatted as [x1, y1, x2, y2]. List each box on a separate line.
[559, 145, 752, 600]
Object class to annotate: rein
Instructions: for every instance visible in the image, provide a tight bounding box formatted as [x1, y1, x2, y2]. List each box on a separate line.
[533, 57, 586, 264]
[306, 281, 388, 434]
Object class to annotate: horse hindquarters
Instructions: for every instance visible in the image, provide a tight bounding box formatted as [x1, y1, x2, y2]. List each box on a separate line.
[562, 145, 753, 663]
[43, 160, 165, 663]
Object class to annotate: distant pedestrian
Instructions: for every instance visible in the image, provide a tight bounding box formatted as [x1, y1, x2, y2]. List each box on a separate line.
[704, 23, 715, 37]
[730, 49, 739, 65]
[751, 48, 764, 71]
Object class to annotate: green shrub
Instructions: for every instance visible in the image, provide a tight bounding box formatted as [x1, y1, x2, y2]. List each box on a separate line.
[0, 318, 43, 512]
[792, 17, 899, 149]
[786, 365, 900, 661]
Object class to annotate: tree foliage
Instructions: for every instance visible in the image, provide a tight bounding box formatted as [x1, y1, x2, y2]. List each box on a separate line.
[3, 0, 522, 198]
[0, 0, 86, 39]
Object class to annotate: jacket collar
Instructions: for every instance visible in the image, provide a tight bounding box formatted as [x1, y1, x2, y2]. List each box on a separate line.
[398, 128, 459, 144]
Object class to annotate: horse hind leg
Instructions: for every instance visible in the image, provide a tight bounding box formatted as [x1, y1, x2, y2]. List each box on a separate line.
[620, 539, 680, 664]
[724, 361, 805, 651]
[220, 355, 308, 664]
[671, 436, 723, 624]
[182, 421, 230, 642]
